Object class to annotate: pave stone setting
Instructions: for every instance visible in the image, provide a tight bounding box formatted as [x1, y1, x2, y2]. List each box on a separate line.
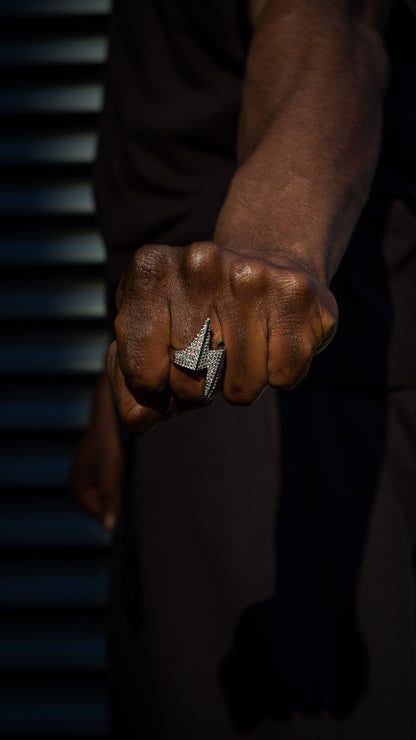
[173, 318, 225, 401]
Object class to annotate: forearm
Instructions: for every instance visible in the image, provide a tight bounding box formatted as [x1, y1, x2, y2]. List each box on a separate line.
[214, 0, 390, 283]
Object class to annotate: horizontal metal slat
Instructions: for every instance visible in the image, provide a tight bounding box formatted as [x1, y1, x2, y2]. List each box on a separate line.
[0, 494, 110, 548]
[0, 553, 108, 608]
[0, 387, 92, 431]
[0, 133, 97, 164]
[0, 84, 103, 113]
[0, 437, 83, 489]
[0, 449, 72, 488]
[0, 677, 108, 736]
[0, 0, 111, 16]
[0, 735, 109, 740]
[0, 277, 106, 318]
[0, 616, 106, 670]
[0, 38, 107, 65]
[0, 2, 111, 735]
[1, 330, 109, 374]
[0, 230, 105, 265]
[0, 181, 94, 214]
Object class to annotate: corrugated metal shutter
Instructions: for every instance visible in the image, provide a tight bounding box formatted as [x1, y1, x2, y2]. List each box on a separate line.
[0, 1, 111, 736]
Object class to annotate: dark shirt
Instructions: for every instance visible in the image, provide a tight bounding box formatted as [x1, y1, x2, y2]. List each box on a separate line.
[94, 0, 416, 387]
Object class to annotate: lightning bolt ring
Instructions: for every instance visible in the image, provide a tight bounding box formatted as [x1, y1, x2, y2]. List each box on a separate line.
[173, 318, 225, 402]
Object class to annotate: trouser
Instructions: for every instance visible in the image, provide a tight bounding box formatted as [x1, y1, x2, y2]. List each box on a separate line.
[108, 384, 416, 739]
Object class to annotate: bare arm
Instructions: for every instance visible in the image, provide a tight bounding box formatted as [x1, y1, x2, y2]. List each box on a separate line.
[216, 0, 391, 282]
[107, 0, 392, 432]
[69, 373, 123, 531]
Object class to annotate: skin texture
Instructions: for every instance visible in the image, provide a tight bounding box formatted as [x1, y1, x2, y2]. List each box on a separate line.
[107, 242, 337, 433]
[70, 0, 391, 528]
[108, 0, 390, 430]
[217, 1, 390, 281]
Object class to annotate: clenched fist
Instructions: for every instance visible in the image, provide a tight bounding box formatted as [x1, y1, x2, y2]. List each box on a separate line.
[107, 241, 338, 433]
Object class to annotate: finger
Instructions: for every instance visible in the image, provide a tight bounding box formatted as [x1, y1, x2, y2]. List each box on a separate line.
[115, 309, 171, 395]
[309, 286, 338, 355]
[266, 274, 338, 388]
[168, 243, 225, 403]
[169, 313, 223, 403]
[266, 305, 331, 389]
[266, 289, 319, 388]
[98, 462, 122, 532]
[69, 444, 121, 531]
[69, 471, 100, 519]
[221, 306, 269, 404]
[99, 497, 118, 532]
[68, 459, 105, 524]
[107, 342, 175, 433]
[115, 246, 172, 395]
[267, 325, 313, 388]
[220, 259, 270, 404]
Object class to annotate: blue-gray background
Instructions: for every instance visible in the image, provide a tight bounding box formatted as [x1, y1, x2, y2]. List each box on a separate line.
[0, 1, 112, 736]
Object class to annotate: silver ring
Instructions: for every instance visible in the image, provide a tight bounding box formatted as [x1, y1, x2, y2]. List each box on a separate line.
[173, 318, 225, 401]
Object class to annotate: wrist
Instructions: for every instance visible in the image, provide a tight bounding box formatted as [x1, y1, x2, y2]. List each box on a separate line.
[213, 154, 372, 286]
[214, 201, 333, 287]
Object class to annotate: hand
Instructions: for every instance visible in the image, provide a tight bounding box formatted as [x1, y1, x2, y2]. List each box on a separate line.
[69, 373, 124, 531]
[107, 241, 338, 434]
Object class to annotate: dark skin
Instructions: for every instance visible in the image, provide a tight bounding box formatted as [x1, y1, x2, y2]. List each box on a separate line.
[69, 373, 123, 531]
[70, 0, 391, 529]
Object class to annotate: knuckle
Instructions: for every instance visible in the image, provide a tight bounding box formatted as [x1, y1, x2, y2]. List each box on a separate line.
[279, 270, 315, 309]
[228, 257, 267, 295]
[185, 241, 220, 280]
[132, 243, 172, 285]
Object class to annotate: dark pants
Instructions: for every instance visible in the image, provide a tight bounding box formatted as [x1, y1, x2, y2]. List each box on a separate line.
[108, 385, 416, 739]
